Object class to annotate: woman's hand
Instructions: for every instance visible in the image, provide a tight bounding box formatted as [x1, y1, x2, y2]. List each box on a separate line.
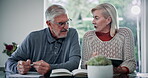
[91, 52, 99, 57]
[113, 66, 129, 74]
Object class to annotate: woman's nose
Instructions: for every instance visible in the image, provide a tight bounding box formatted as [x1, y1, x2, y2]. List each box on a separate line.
[92, 20, 95, 24]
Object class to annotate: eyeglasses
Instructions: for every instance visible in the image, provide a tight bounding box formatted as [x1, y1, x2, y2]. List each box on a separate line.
[50, 19, 72, 27]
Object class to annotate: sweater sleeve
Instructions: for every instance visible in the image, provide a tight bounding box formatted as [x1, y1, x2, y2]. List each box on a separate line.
[119, 28, 136, 73]
[81, 31, 92, 69]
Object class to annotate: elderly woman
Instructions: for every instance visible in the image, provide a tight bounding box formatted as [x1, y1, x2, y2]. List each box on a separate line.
[81, 3, 136, 74]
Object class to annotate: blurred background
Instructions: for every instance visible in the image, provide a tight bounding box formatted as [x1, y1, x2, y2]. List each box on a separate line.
[0, 0, 148, 73]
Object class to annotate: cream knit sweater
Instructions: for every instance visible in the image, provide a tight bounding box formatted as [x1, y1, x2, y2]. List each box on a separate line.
[81, 27, 136, 73]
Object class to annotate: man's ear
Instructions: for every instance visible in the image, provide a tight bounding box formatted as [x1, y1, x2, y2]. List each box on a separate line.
[46, 21, 51, 26]
[46, 21, 53, 30]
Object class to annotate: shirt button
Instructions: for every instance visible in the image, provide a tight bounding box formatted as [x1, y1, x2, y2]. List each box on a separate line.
[55, 52, 57, 54]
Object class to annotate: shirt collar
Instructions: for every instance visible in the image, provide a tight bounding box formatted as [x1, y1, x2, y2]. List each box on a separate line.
[45, 28, 64, 44]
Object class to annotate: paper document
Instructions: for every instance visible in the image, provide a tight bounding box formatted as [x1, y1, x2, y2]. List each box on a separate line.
[9, 72, 43, 77]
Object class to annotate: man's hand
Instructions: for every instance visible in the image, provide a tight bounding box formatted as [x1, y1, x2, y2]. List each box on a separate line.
[33, 60, 50, 75]
[17, 59, 31, 74]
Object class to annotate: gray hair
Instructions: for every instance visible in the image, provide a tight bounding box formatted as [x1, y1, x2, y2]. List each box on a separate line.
[91, 3, 119, 37]
[45, 4, 67, 21]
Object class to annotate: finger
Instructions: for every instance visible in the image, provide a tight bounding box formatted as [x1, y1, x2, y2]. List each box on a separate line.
[40, 60, 50, 68]
[33, 61, 40, 65]
[33, 60, 49, 70]
[33, 60, 44, 66]
[18, 66, 30, 74]
[26, 59, 31, 64]
[17, 65, 31, 71]
[17, 65, 23, 69]
[94, 52, 98, 56]
[18, 61, 23, 65]
[33, 60, 42, 69]
[38, 65, 47, 70]
[117, 66, 122, 71]
[39, 62, 50, 72]
[96, 52, 99, 55]
[18, 61, 28, 66]
[17, 61, 25, 70]
[18, 70, 24, 74]
[19, 70, 28, 75]
[91, 52, 97, 57]
[19, 63, 30, 69]
[113, 67, 118, 74]
[38, 70, 46, 75]
[33, 60, 50, 75]
[36, 66, 49, 75]
[18, 68, 25, 74]
[17, 61, 31, 73]
[33, 61, 44, 69]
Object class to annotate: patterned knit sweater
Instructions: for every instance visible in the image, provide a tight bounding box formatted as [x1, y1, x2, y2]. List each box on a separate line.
[81, 27, 136, 73]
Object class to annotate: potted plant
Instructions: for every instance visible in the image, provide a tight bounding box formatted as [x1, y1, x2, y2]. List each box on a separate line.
[87, 55, 113, 78]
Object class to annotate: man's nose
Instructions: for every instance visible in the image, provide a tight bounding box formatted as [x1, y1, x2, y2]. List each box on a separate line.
[63, 24, 69, 29]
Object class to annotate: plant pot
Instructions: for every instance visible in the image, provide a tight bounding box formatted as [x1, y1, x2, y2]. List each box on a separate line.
[87, 65, 113, 78]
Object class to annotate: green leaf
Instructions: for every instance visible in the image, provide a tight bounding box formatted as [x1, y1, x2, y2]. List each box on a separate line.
[87, 55, 112, 66]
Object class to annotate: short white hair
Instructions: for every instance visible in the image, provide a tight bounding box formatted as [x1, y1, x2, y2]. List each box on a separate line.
[45, 4, 67, 21]
[91, 3, 119, 37]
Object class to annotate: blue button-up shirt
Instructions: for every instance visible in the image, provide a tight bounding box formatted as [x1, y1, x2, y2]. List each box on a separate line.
[5, 28, 81, 73]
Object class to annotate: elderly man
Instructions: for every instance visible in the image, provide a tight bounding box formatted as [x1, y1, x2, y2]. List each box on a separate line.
[5, 4, 81, 76]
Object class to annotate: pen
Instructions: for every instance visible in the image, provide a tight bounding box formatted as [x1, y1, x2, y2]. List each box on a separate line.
[30, 64, 34, 66]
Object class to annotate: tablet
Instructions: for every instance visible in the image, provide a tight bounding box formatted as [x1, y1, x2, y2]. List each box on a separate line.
[110, 59, 123, 67]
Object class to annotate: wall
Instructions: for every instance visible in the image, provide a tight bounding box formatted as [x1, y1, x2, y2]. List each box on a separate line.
[0, 0, 44, 67]
[146, 0, 148, 73]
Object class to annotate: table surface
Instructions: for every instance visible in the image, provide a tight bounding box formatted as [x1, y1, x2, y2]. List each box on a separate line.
[1, 71, 148, 78]
[0, 71, 5, 78]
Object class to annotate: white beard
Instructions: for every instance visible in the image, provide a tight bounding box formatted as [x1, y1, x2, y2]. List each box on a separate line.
[52, 29, 67, 38]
